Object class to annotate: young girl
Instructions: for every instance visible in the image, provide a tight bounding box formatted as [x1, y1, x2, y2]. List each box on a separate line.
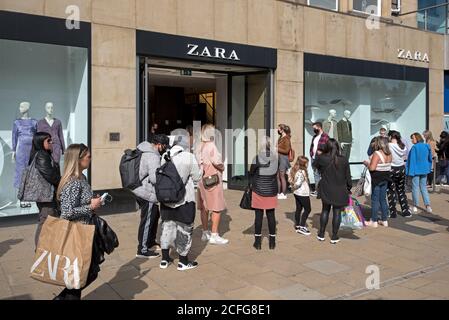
[288, 156, 312, 235]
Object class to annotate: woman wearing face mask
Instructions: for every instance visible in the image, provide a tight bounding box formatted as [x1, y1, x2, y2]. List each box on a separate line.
[277, 124, 292, 200]
[29, 132, 61, 247]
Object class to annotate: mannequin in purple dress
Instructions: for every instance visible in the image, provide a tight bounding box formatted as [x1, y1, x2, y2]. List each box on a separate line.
[37, 102, 65, 163]
[12, 102, 37, 190]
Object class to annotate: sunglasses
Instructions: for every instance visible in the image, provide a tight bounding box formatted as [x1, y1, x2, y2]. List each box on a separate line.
[79, 144, 89, 159]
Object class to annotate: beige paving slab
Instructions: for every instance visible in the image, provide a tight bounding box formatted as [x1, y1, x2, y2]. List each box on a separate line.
[415, 281, 449, 298]
[224, 285, 281, 300]
[373, 285, 431, 300]
[303, 259, 352, 275]
[271, 283, 327, 300]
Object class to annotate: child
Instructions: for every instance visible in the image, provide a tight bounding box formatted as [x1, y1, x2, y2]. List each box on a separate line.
[288, 156, 312, 235]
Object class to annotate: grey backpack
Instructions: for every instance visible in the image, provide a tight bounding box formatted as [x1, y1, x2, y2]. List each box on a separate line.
[17, 155, 54, 202]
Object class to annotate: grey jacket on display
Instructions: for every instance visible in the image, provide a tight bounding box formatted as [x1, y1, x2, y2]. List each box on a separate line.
[132, 142, 161, 203]
[323, 120, 338, 140]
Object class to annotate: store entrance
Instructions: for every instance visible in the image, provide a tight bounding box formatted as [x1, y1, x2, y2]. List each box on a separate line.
[138, 57, 273, 189]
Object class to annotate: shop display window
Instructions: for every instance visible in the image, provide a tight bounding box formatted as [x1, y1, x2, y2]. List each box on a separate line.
[0, 39, 88, 217]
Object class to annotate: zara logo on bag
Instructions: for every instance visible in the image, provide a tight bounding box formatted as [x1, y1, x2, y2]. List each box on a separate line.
[187, 44, 240, 61]
[30, 250, 81, 289]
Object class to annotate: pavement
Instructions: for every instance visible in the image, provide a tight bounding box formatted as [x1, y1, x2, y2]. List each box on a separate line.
[1, 187, 449, 300]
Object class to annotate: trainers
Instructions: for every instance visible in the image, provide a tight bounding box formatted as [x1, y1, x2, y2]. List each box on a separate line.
[390, 212, 397, 219]
[366, 221, 378, 228]
[298, 226, 311, 236]
[317, 233, 325, 242]
[177, 261, 198, 271]
[403, 211, 412, 218]
[159, 258, 173, 269]
[310, 191, 318, 197]
[412, 206, 418, 214]
[209, 234, 229, 245]
[426, 206, 432, 213]
[201, 230, 211, 242]
[379, 220, 389, 227]
[277, 193, 287, 200]
[136, 251, 160, 259]
[149, 243, 161, 252]
[330, 235, 340, 244]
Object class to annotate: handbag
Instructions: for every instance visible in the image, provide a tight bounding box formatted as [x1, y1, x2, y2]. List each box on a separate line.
[202, 174, 220, 190]
[239, 186, 253, 210]
[17, 154, 54, 202]
[352, 167, 371, 197]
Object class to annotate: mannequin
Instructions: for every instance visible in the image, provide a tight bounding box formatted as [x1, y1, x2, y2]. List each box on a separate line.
[323, 109, 338, 140]
[337, 110, 353, 160]
[37, 102, 65, 163]
[12, 102, 37, 206]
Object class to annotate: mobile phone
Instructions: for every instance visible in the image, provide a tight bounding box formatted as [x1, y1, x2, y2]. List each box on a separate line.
[100, 193, 109, 205]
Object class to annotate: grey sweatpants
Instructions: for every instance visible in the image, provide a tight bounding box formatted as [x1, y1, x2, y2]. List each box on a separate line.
[160, 220, 194, 257]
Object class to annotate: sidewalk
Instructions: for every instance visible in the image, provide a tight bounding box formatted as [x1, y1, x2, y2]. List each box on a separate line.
[1, 188, 449, 300]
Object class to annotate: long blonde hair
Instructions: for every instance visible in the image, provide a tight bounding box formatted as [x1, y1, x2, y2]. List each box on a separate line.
[289, 156, 309, 185]
[57, 144, 89, 200]
[201, 123, 216, 142]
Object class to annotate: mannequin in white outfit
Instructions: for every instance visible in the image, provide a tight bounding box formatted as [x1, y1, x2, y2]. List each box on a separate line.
[323, 109, 338, 140]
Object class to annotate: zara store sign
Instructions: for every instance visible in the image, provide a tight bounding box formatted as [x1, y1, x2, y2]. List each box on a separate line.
[187, 44, 240, 61]
[397, 49, 430, 63]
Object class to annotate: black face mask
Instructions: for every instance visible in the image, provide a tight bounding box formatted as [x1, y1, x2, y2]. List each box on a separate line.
[313, 128, 320, 135]
[278, 130, 282, 136]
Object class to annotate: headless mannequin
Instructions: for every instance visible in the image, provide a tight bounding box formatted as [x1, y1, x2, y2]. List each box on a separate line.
[12, 102, 31, 162]
[338, 110, 353, 159]
[45, 102, 55, 127]
[323, 109, 338, 140]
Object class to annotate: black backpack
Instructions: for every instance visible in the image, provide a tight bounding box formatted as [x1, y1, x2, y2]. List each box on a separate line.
[155, 150, 186, 204]
[119, 149, 147, 190]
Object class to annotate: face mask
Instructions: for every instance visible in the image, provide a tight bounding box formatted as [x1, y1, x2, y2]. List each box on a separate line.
[313, 128, 320, 135]
[278, 130, 282, 135]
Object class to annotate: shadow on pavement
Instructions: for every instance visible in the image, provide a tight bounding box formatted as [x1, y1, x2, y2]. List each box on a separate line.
[83, 258, 151, 300]
[0, 238, 24, 258]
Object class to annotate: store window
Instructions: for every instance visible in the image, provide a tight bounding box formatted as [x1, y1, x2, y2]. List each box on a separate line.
[0, 39, 88, 217]
[307, 0, 339, 11]
[304, 71, 427, 182]
[353, 0, 381, 15]
[417, 0, 447, 34]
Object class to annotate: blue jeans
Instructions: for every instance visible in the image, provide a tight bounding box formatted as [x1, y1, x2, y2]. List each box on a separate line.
[411, 175, 431, 207]
[313, 167, 321, 189]
[371, 181, 389, 222]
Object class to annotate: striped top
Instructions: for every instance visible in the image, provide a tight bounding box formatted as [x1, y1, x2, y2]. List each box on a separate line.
[374, 151, 391, 172]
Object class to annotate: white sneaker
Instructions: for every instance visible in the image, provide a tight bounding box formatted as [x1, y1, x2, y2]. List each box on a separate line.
[366, 221, 378, 228]
[209, 234, 229, 245]
[277, 193, 287, 200]
[412, 206, 418, 214]
[201, 231, 211, 242]
[426, 206, 432, 213]
[379, 220, 388, 227]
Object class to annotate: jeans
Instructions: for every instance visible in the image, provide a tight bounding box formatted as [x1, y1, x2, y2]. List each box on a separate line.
[411, 175, 431, 207]
[371, 181, 389, 222]
[313, 167, 321, 191]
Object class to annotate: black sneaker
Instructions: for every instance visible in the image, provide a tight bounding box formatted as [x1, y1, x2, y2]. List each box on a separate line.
[177, 261, 198, 271]
[160, 258, 173, 269]
[403, 211, 412, 218]
[317, 233, 325, 242]
[330, 235, 340, 244]
[390, 212, 397, 219]
[136, 251, 160, 259]
[298, 226, 311, 236]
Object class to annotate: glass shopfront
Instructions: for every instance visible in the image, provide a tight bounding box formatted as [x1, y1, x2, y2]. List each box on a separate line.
[304, 54, 428, 183]
[0, 39, 88, 217]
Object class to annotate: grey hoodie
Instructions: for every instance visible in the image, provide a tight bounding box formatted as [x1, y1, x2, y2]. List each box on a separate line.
[132, 142, 161, 203]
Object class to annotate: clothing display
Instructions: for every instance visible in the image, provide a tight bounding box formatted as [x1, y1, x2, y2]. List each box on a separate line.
[12, 118, 38, 188]
[337, 119, 353, 159]
[37, 118, 65, 163]
[323, 120, 338, 140]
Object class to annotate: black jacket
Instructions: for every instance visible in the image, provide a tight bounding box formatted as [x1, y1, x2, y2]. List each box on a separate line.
[314, 154, 352, 207]
[34, 150, 61, 187]
[249, 152, 278, 197]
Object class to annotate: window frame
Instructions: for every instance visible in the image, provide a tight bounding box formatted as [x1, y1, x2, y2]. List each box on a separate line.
[352, 0, 382, 16]
[307, 0, 339, 12]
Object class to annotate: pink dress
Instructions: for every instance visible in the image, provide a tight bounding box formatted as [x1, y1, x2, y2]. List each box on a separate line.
[196, 142, 226, 212]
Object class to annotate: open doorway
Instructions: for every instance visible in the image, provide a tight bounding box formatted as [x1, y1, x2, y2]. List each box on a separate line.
[138, 57, 273, 189]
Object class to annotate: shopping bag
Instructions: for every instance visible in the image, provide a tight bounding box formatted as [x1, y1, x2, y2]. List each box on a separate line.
[239, 187, 253, 210]
[30, 216, 95, 289]
[363, 170, 372, 196]
[340, 198, 364, 230]
[351, 197, 366, 226]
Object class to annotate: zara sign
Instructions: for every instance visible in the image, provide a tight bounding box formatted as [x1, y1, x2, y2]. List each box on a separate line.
[397, 49, 430, 63]
[187, 44, 240, 61]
